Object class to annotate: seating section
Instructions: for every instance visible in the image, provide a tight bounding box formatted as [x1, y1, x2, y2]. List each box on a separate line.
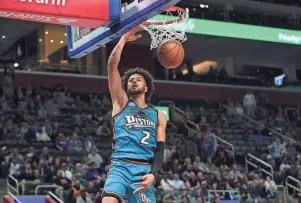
[2, 85, 299, 203]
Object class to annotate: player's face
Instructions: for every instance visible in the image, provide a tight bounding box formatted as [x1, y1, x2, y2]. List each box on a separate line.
[127, 74, 147, 96]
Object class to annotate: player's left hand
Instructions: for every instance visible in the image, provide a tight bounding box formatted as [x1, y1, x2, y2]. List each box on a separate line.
[133, 174, 155, 194]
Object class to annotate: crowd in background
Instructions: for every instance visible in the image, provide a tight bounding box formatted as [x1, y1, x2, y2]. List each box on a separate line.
[1, 80, 301, 203]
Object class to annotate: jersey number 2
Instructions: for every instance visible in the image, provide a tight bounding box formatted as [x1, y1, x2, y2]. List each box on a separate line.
[140, 131, 150, 145]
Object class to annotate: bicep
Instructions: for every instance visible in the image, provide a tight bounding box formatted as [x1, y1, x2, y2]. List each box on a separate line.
[107, 67, 128, 106]
[156, 111, 167, 142]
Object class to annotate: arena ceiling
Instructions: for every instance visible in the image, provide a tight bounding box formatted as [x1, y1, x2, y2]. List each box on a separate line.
[0, 0, 301, 68]
[0, 18, 39, 56]
[184, 0, 301, 17]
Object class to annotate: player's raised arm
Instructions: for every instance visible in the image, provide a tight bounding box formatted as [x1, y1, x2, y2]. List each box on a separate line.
[107, 28, 142, 114]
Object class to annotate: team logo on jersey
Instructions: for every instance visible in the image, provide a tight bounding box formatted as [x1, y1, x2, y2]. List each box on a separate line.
[139, 194, 151, 203]
[128, 102, 135, 106]
[124, 115, 155, 129]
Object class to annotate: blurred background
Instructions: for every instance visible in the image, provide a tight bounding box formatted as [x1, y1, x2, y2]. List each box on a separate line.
[2, 0, 301, 203]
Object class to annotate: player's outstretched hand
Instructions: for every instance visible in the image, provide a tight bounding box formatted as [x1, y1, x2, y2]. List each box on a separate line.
[133, 174, 155, 194]
[122, 27, 142, 42]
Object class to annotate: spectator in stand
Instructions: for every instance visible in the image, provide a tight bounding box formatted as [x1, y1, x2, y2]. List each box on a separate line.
[268, 137, 287, 166]
[9, 158, 20, 176]
[256, 180, 268, 202]
[54, 170, 72, 200]
[73, 163, 85, 183]
[36, 127, 51, 141]
[160, 174, 173, 191]
[66, 182, 81, 203]
[87, 149, 103, 169]
[61, 162, 73, 180]
[69, 133, 83, 151]
[96, 121, 111, 136]
[84, 136, 97, 153]
[186, 172, 200, 189]
[244, 92, 257, 117]
[169, 173, 185, 190]
[76, 189, 93, 203]
[199, 125, 217, 163]
[264, 176, 277, 199]
[180, 188, 191, 202]
[163, 188, 177, 203]
[56, 133, 69, 151]
[84, 162, 101, 182]
[86, 181, 101, 202]
[229, 164, 242, 182]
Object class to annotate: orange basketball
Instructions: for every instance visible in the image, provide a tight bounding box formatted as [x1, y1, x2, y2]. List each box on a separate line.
[157, 40, 185, 69]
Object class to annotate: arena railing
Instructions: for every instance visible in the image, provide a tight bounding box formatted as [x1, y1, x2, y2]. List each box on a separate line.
[7, 175, 19, 196]
[245, 153, 274, 179]
[35, 185, 64, 200]
[47, 191, 64, 203]
[277, 185, 288, 203]
[238, 111, 300, 146]
[7, 191, 22, 203]
[169, 105, 236, 157]
[215, 135, 235, 158]
[286, 176, 301, 196]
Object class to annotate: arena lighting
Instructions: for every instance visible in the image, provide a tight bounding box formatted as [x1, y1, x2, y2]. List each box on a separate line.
[13, 63, 19, 68]
[45, 31, 49, 34]
[64, 33, 67, 36]
[50, 40, 54, 43]
[2, 35, 6, 39]
[39, 39, 43, 42]
[200, 4, 209, 8]
[60, 41, 64, 44]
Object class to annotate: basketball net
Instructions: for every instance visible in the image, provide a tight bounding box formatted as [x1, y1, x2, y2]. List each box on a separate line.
[140, 7, 189, 50]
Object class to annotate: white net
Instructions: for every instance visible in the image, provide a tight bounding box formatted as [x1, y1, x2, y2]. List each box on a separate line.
[140, 7, 189, 50]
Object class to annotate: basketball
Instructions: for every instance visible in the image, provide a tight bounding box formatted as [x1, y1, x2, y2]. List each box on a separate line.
[157, 40, 185, 69]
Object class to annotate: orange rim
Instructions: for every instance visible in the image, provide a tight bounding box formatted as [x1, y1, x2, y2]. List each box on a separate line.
[142, 6, 186, 27]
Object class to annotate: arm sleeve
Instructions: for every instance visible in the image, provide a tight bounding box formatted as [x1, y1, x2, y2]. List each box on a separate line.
[151, 141, 165, 177]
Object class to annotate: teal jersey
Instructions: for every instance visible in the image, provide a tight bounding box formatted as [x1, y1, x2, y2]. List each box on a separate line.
[111, 99, 158, 162]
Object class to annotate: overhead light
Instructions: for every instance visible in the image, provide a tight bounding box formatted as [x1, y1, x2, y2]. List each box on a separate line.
[45, 31, 49, 34]
[14, 63, 19, 68]
[64, 33, 67, 36]
[200, 4, 209, 8]
[50, 40, 54, 43]
[2, 35, 5, 39]
[39, 39, 43, 42]
[60, 41, 64, 44]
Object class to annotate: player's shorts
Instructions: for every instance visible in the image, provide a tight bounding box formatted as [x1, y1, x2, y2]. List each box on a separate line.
[102, 158, 155, 203]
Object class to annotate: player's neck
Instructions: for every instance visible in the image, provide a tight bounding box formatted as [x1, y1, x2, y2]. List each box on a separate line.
[130, 96, 147, 108]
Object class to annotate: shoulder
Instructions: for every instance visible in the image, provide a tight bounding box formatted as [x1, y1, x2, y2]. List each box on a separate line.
[158, 111, 167, 126]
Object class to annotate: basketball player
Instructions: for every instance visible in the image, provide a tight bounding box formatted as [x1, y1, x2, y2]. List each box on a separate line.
[101, 27, 167, 203]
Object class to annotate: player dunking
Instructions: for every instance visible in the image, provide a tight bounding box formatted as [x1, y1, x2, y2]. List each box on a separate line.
[101, 28, 167, 203]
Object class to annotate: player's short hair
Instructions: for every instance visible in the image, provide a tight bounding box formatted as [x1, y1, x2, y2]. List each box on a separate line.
[122, 67, 155, 101]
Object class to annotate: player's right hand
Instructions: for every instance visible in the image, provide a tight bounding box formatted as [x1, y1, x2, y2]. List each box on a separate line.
[122, 27, 142, 42]
[133, 174, 155, 194]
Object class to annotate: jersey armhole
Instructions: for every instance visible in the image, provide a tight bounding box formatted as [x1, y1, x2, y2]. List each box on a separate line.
[112, 99, 130, 119]
[155, 108, 159, 131]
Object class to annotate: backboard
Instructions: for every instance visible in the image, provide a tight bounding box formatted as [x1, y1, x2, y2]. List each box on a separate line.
[67, 0, 181, 58]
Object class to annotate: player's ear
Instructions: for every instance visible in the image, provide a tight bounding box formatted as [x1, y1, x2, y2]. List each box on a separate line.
[144, 86, 148, 93]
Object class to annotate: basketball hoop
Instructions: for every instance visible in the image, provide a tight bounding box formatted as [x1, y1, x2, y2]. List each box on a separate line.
[140, 6, 189, 50]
